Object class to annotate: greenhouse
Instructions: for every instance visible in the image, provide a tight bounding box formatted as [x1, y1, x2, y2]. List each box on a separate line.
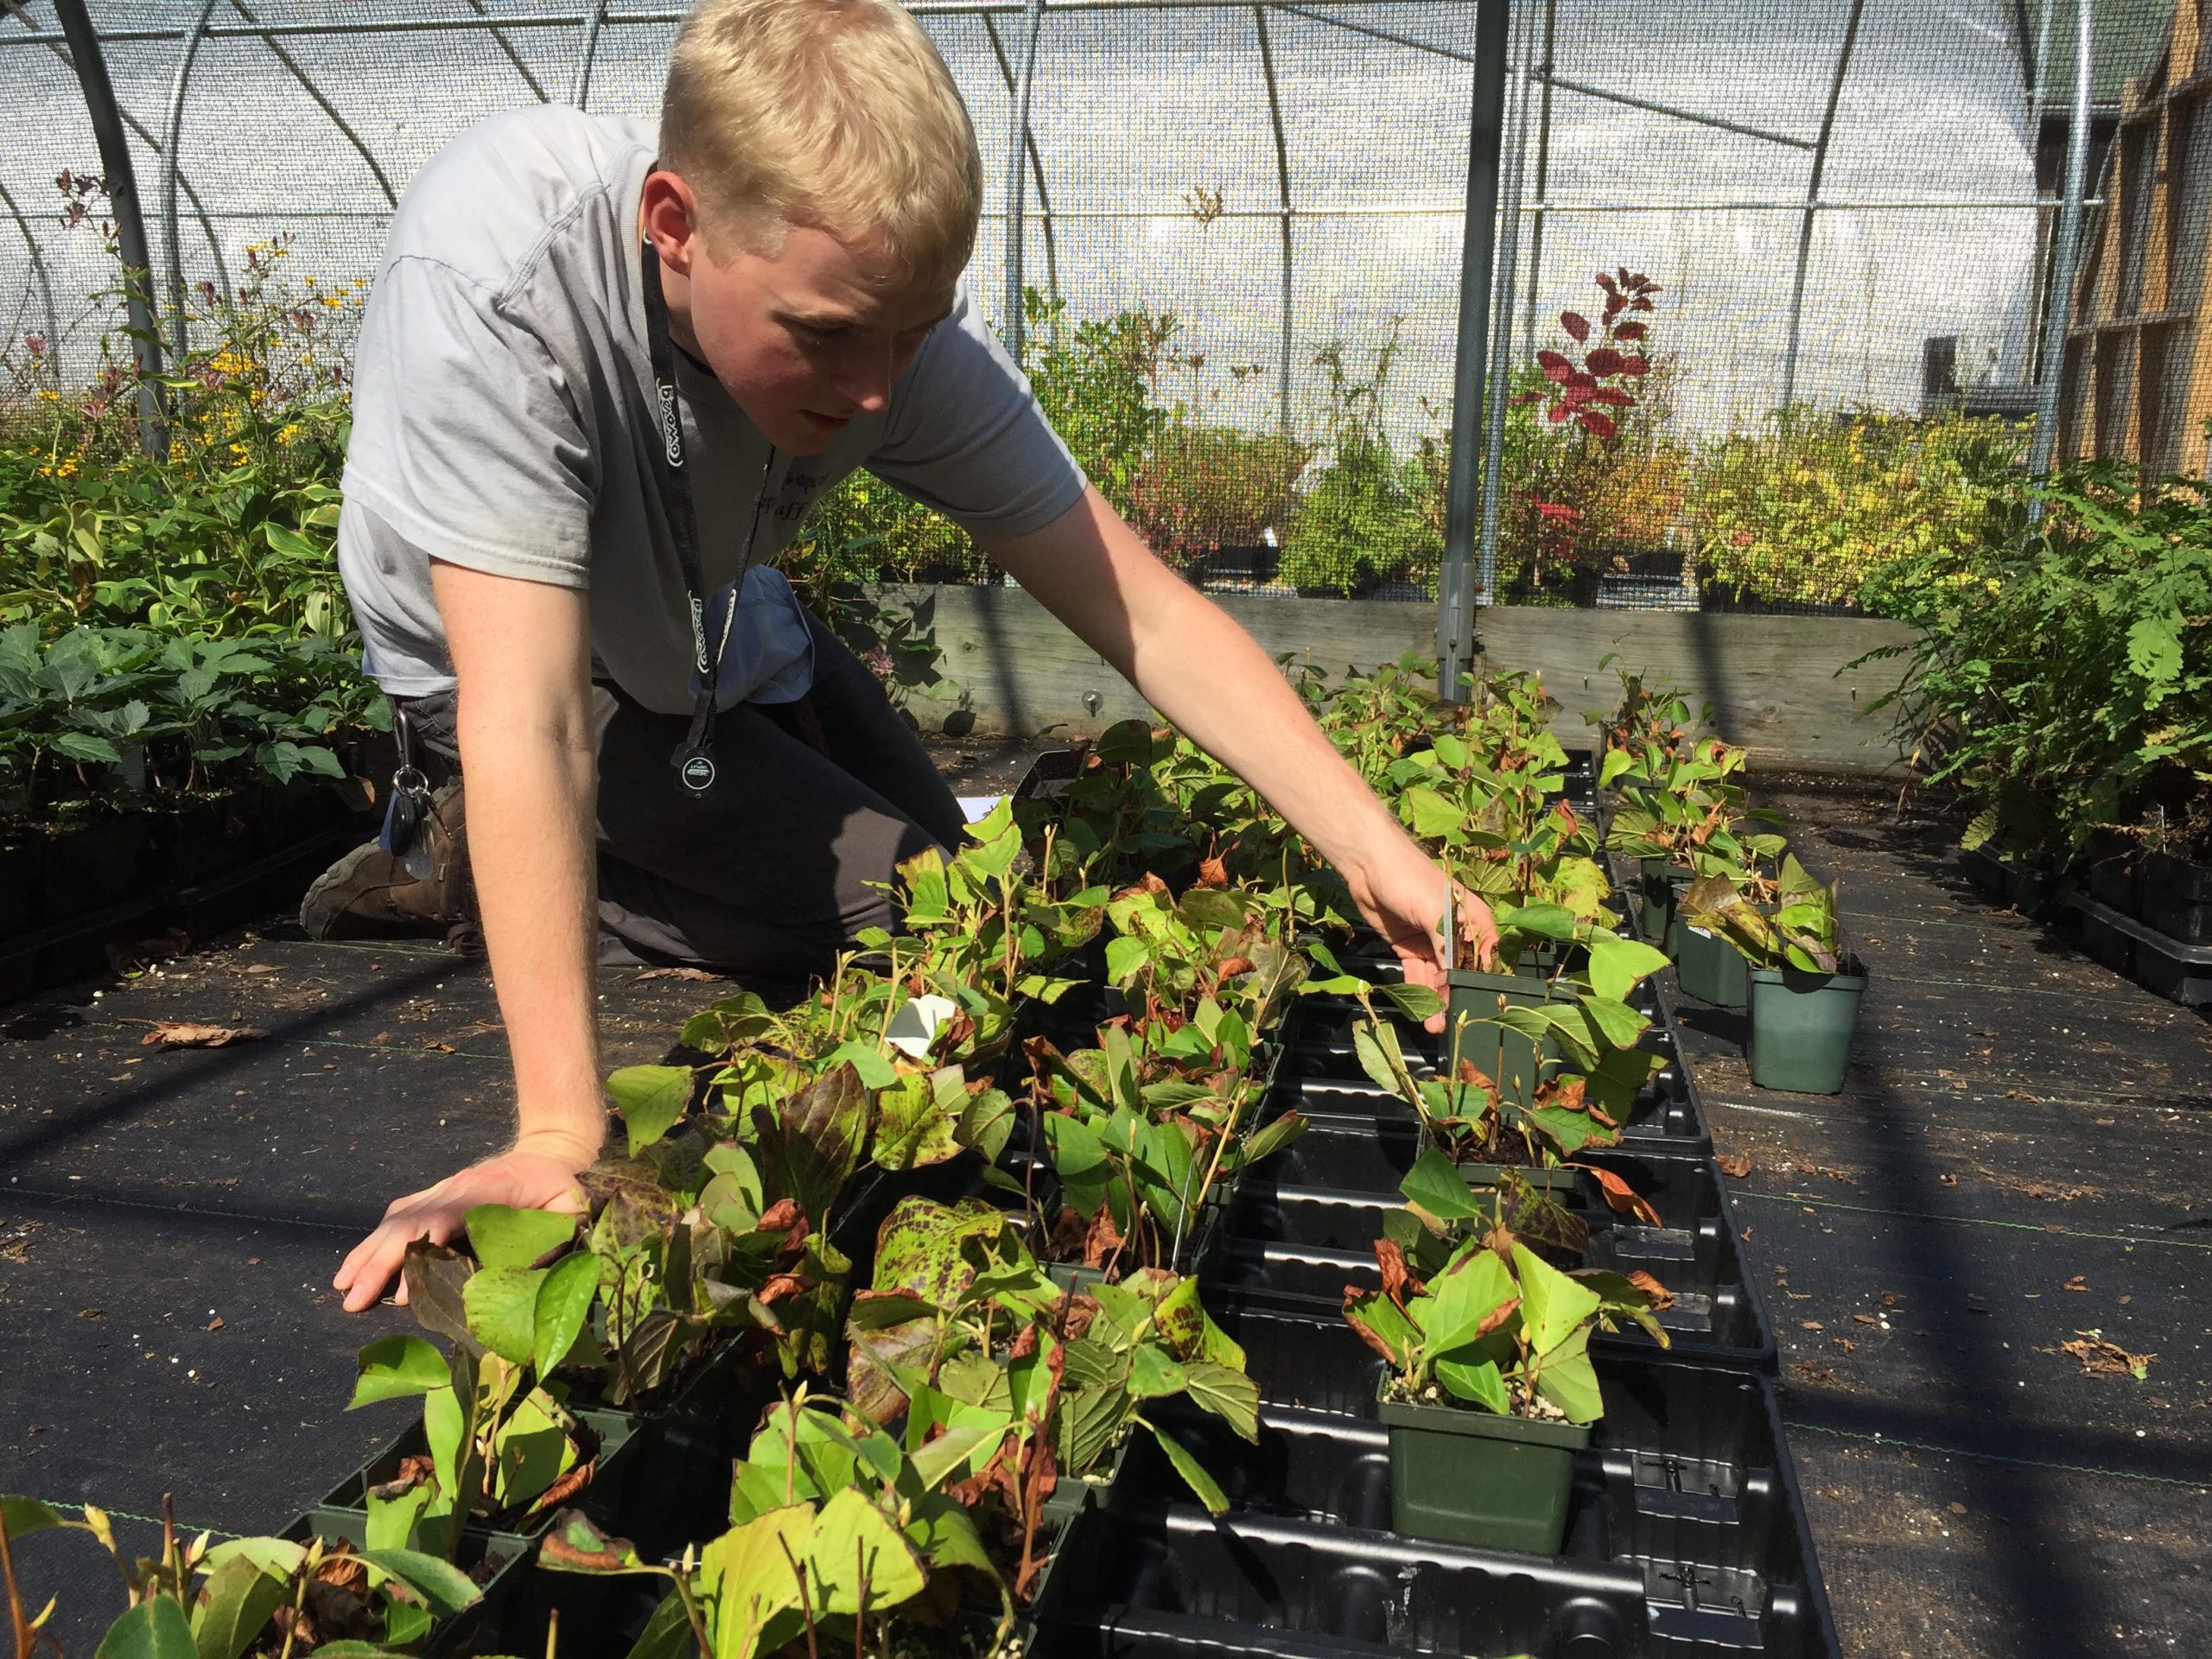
[2, 2, 2209, 1657]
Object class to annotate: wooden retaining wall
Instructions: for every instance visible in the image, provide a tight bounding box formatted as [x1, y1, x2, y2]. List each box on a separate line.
[869, 583, 1920, 775]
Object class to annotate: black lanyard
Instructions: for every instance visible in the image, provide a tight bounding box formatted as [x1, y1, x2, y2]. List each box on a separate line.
[639, 240, 775, 794]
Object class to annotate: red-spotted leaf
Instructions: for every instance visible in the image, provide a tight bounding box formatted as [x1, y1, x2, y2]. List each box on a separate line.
[1576, 410, 1618, 438]
[1548, 403, 1572, 423]
[1586, 347, 1624, 377]
[1509, 388, 1546, 404]
[1614, 321, 1648, 341]
[1594, 271, 1617, 293]
[1562, 383, 1594, 407]
[1560, 310, 1590, 342]
[1590, 387, 1635, 407]
[1535, 349, 1573, 383]
[1630, 296, 1654, 311]
[1618, 355, 1650, 376]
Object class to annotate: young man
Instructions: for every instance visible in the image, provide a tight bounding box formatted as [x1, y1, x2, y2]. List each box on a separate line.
[323, 0, 1495, 1312]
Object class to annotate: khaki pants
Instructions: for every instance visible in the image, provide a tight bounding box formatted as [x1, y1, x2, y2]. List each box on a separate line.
[404, 608, 964, 979]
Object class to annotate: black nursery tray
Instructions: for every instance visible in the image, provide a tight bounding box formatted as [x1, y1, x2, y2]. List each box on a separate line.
[1217, 1098, 1773, 1371]
[1036, 1309, 1836, 1659]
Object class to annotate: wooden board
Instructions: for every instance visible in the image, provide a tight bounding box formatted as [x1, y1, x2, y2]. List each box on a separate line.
[868, 582, 1920, 774]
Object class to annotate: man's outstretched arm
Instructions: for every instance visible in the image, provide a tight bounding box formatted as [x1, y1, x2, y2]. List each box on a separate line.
[983, 485, 1497, 1016]
[333, 560, 604, 1311]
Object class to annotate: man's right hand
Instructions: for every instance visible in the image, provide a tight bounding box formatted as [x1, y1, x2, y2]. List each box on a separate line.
[334, 1132, 595, 1313]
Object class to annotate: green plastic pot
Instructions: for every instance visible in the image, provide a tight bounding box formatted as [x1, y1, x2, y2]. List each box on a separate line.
[1444, 969, 1563, 1106]
[1039, 1433, 1129, 1525]
[1747, 964, 1866, 1095]
[1675, 923, 1750, 1009]
[1378, 1387, 1590, 1553]
[1637, 859, 1694, 950]
[1458, 1160, 1576, 1192]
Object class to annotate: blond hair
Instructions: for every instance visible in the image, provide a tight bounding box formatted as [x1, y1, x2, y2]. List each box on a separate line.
[662, 0, 982, 289]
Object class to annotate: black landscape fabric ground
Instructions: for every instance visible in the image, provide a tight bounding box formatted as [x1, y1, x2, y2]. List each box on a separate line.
[3, 751, 2209, 1656]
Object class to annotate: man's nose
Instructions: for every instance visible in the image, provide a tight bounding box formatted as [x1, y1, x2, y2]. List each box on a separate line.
[836, 341, 895, 414]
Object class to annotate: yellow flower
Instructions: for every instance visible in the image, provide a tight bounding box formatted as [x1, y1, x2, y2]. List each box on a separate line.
[38, 388, 60, 403]
[229, 442, 248, 456]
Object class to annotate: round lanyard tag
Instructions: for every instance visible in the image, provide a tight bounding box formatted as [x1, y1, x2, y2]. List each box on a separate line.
[677, 750, 718, 793]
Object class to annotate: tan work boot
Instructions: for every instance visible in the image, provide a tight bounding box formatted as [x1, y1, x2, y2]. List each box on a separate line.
[300, 780, 475, 939]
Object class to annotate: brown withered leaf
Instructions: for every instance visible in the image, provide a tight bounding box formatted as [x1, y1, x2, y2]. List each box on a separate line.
[1717, 1153, 1752, 1179]
[1939, 1173, 1959, 1188]
[1624, 1269, 1674, 1312]
[2055, 1332, 2154, 1379]
[1800, 1321, 1824, 1332]
[204, 1316, 225, 1332]
[1853, 1313, 1878, 1326]
[1577, 1162, 1662, 1228]
[1374, 1236, 1414, 1305]
[2063, 1276, 2089, 1293]
[140, 1021, 266, 1049]
[524, 1455, 600, 1516]
[634, 966, 723, 982]
[1195, 855, 1230, 889]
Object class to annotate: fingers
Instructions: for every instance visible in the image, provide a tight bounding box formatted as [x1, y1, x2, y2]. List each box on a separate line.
[333, 1185, 465, 1313]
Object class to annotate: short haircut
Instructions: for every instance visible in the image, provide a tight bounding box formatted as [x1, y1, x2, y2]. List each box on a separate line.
[662, 0, 983, 290]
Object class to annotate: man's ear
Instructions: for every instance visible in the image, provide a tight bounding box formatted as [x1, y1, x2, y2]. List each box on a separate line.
[639, 169, 702, 276]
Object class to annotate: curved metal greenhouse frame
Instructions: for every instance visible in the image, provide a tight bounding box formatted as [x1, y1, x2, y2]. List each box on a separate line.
[0, 0, 2140, 658]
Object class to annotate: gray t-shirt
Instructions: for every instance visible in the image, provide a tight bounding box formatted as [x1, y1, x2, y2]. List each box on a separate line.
[338, 105, 1086, 714]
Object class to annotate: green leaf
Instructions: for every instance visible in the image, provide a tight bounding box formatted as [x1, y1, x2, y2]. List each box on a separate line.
[1402, 785, 1465, 842]
[1586, 933, 1669, 1003]
[1148, 1421, 1231, 1515]
[1434, 1354, 1511, 1414]
[1375, 981, 1445, 1023]
[798, 1489, 929, 1617]
[532, 1251, 601, 1377]
[96, 1598, 195, 1659]
[463, 1266, 546, 1367]
[1104, 934, 1149, 985]
[818, 1039, 899, 1090]
[191, 1551, 292, 1659]
[1578, 995, 1648, 1052]
[1528, 1325, 1605, 1424]
[1126, 1344, 1190, 1399]
[0, 1494, 71, 1540]
[1180, 1360, 1260, 1441]
[352, 1548, 485, 1618]
[348, 1336, 449, 1408]
[2126, 613, 2183, 696]
[1599, 747, 1635, 789]
[1415, 1247, 1517, 1356]
[465, 1205, 577, 1273]
[607, 1065, 693, 1155]
[1399, 1150, 1489, 1224]
[1512, 1243, 1603, 1357]
[1497, 900, 1579, 941]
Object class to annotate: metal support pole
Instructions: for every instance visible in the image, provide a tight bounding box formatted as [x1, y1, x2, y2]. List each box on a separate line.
[228, 2, 399, 213]
[55, 0, 166, 458]
[1001, 0, 1046, 360]
[1476, 2, 1531, 609]
[981, 14, 1060, 305]
[1519, 0, 1554, 357]
[1435, 0, 1511, 702]
[570, 0, 609, 106]
[162, 0, 222, 360]
[1255, 7, 1294, 435]
[1779, 0, 1864, 411]
[2030, 0, 2092, 483]
[0, 177, 64, 365]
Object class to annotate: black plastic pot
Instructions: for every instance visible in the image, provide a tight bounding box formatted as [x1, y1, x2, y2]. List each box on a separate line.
[1675, 922, 1750, 1008]
[156, 794, 257, 888]
[283, 1507, 531, 1657]
[1377, 1387, 1587, 1552]
[37, 814, 149, 925]
[1637, 858, 1694, 953]
[1224, 1126, 1776, 1370]
[1084, 1300, 1840, 1656]
[319, 1414, 639, 1550]
[1746, 965, 1866, 1096]
[2140, 849, 2212, 946]
[2065, 893, 2212, 1008]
